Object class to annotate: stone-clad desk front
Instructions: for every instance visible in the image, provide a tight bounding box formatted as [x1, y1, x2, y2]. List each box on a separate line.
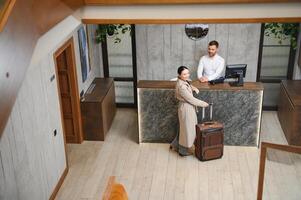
[137, 80, 263, 146]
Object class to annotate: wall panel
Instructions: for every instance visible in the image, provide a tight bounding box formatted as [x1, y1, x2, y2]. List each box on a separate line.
[136, 23, 261, 81]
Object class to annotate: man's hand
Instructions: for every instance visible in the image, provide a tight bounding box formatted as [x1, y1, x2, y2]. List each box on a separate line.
[199, 77, 208, 83]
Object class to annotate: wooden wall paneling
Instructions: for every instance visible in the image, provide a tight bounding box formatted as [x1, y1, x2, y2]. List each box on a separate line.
[245, 23, 261, 81]
[39, 55, 65, 196]
[181, 24, 197, 79]
[147, 25, 165, 80]
[0, 120, 19, 200]
[135, 25, 148, 80]
[215, 23, 230, 65]
[169, 25, 184, 79]
[208, 24, 217, 43]
[24, 65, 49, 199]
[45, 53, 67, 165]
[17, 72, 46, 200]
[84, 0, 301, 5]
[162, 25, 172, 80]
[211, 24, 229, 75]
[51, 63, 68, 179]
[10, 93, 47, 199]
[29, 63, 55, 199]
[227, 24, 246, 65]
[227, 24, 261, 81]
[37, 68, 59, 198]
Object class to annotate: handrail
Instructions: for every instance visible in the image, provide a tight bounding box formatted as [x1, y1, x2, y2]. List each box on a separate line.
[257, 142, 301, 200]
[102, 176, 128, 200]
[0, 0, 16, 32]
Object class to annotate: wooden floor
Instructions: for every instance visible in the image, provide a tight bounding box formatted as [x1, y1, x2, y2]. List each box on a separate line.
[55, 109, 301, 200]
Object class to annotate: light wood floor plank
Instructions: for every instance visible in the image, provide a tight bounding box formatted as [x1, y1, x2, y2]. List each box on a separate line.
[55, 109, 301, 200]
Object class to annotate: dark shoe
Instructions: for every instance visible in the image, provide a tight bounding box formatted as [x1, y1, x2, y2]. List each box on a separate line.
[179, 151, 193, 157]
[170, 145, 178, 151]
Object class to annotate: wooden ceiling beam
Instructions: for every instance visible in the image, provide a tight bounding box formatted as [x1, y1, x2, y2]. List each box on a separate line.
[84, 0, 301, 5]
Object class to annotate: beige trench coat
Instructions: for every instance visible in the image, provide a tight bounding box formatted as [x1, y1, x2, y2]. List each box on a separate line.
[175, 79, 208, 148]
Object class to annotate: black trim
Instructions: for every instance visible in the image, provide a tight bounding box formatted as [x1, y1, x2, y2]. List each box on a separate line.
[259, 79, 283, 83]
[114, 77, 135, 82]
[131, 24, 138, 108]
[257, 23, 298, 110]
[256, 23, 265, 82]
[101, 37, 109, 77]
[262, 106, 278, 111]
[116, 103, 137, 108]
[287, 44, 297, 80]
[101, 24, 138, 108]
[262, 45, 291, 47]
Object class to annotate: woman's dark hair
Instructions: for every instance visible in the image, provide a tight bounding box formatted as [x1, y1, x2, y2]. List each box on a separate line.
[177, 66, 189, 75]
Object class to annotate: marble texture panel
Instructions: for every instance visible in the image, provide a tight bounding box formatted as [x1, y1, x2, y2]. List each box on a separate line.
[138, 88, 263, 146]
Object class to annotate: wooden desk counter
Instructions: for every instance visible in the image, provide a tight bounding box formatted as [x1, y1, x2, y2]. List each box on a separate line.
[81, 78, 116, 141]
[137, 80, 264, 146]
[138, 80, 263, 90]
[278, 80, 301, 146]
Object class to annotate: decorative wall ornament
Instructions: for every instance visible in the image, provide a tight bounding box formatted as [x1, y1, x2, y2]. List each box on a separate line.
[78, 25, 91, 83]
[185, 24, 209, 41]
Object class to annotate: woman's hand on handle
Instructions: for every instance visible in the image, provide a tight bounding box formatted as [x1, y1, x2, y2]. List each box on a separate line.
[201, 101, 209, 108]
[193, 88, 199, 94]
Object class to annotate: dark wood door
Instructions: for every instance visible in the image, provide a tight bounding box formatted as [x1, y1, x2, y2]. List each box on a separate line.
[55, 39, 83, 143]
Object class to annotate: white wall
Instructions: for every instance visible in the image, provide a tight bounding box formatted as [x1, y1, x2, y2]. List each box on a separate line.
[136, 24, 261, 81]
[75, 25, 103, 94]
[87, 24, 104, 78]
[0, 16, 98, 200]
[293, 23, 301, 80]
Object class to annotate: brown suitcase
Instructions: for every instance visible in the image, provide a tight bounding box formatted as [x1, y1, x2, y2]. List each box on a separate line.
[195, 103, 224, 161]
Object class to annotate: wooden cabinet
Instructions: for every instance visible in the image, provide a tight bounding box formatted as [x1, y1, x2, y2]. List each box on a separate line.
[278, 80, 301, 146]
[81, 78, 116, 141]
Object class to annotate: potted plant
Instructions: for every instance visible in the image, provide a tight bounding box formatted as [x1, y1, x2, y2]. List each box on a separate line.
[95, 24, 131, 44]
[264, 23, 300, 50]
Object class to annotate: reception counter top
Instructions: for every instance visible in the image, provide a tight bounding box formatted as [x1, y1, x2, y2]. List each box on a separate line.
[137, 80, 264, 146]
[138, 80, 264, 90]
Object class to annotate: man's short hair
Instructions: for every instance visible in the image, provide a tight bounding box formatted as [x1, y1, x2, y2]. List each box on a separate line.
[208, 40, 219, 48]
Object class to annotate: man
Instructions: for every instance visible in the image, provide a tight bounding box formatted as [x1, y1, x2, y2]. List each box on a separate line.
[197, 40, 225, 82]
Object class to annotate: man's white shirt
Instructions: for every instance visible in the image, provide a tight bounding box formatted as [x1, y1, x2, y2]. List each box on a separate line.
[197, 54, 225, 81]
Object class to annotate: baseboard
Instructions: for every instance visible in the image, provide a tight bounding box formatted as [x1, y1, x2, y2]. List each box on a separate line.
[49, 167, 69, 200]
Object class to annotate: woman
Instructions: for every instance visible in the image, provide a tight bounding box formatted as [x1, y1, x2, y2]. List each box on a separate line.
[170, 66, 209, 156]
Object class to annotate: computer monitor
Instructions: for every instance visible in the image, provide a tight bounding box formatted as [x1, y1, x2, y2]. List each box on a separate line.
[225, 64, 247, 86]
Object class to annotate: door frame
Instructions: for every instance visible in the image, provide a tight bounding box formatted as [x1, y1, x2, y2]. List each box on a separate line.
[101, 24, 138, 108]
[53, 37, 84, 144]
[256, 23, 298, 110]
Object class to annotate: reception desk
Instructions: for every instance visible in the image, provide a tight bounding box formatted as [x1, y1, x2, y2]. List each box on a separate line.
[137, 80, 263, 146]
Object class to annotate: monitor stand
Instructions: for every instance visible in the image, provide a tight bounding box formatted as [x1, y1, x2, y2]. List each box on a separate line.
[229, 72, 244, 87]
